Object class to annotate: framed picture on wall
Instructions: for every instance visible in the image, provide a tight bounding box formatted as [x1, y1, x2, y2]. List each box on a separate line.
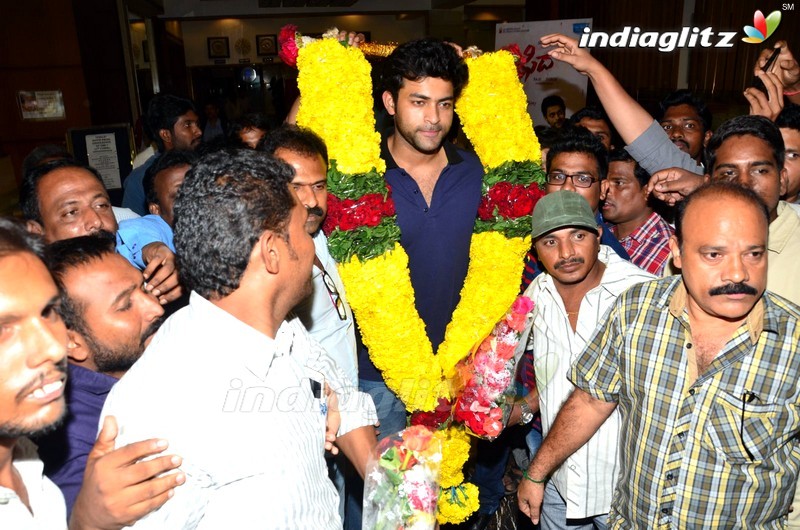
[207, 37, 230, 59]
[256, 34, 277, 56]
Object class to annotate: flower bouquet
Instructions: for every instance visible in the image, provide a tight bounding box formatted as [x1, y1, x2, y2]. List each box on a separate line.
[363, 426, 442, 530]
[452, 296, 534, 439]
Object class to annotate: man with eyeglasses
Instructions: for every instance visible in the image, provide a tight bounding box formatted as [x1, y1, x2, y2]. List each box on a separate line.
[523, 127, 630, 288]
[262, 125, 357, 526]
[520, 181, 800, 528]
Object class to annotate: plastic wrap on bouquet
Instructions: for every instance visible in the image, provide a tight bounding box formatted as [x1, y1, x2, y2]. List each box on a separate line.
[362, 426, 442, 530]
[452, 295, 535, 439]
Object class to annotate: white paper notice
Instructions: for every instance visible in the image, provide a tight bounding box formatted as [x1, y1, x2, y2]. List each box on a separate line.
[86, 133, 122, 189]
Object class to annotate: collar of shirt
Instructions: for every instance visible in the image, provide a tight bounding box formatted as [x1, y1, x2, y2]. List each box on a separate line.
[616, 211, 670, 244]
[188, 292, 291, 380]
[540, 245, 647, 301]
[666, 280, 777, 344]
[67, 363, 117, 397]
[380, 136, 463, 170]
[770, 200, 800, 254]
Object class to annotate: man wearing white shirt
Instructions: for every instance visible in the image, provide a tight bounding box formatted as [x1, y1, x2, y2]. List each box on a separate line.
[516, 191, 654, 529]
[101, 149, 378, 529]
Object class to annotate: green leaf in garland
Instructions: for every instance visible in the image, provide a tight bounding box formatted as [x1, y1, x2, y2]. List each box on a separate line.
[327, 160, 388, 199]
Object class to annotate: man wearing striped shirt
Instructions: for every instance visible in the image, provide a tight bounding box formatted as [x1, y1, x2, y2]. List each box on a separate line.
[519, 182, 800, 528]
[515, 190, 654, 529]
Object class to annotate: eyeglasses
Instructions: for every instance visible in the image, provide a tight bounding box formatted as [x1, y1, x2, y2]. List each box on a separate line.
[321, 270, 347, 321]
[546, 172, 600, 188]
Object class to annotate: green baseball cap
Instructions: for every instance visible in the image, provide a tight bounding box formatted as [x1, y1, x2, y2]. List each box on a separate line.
[531, 190, 599, 239]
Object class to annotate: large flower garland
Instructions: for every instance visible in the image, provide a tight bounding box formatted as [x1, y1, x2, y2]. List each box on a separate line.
[296, 35, 543, 524]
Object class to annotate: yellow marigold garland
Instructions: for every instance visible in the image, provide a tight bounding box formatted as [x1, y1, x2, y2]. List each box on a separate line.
[437, 231, 531, 379]
[438, 483, 480, 524]
[457, 50, 541, 168]
[296, 39, 385, 175]
[338, 244, 448, 412]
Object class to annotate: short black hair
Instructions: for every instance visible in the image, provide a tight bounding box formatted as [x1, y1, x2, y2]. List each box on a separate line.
[608, 148, 651, 189]
[776, 103, 800, 132]
[20, 159, 107, 224]
[21, 144, 72, 179]
[228, 113, 270, 148]
[44, 232, 117, 334]
[261, 125, 329, 165]
[146, 94, 197, 151]
[173, 149, 296, 300]
[675, 182, 769, 247]
[144, 150, 198, 208]
[568, 106, 609, 126]
[541, 95, 565, 115]
[379, 38, 469, 101]
[0, 217, 45, 259]
[658, 89, 713, 132]
[546, 125, 609, 180]
[705, 115, 785, 173]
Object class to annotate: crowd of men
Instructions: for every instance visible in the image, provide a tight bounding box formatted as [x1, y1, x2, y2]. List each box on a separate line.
[3, 29, 800, 530]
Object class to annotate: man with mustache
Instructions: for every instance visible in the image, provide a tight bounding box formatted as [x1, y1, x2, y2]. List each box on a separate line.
[519, 182, 800, 527]
[657, 90, 713, 167]
[36, 232, 165, 515]
[0, 218, 183, 529]
[512, 191, 653, 529]
[602, 149, 673, 276]
[263, 125, 358, 525]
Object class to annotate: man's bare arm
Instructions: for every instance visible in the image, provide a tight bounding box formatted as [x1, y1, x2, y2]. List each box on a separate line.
[334, 425, 377, 479]
[517, 388, 617, 525]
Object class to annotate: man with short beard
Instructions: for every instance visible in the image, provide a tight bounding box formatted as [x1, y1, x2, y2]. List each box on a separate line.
[36, 232, 165, 515]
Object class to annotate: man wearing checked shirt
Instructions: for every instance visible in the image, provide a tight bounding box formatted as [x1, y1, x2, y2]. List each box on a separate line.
[519, 181, 800, 528]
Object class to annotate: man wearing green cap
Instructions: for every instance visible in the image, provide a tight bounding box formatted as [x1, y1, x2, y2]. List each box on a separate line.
[512, 190, 654, 529]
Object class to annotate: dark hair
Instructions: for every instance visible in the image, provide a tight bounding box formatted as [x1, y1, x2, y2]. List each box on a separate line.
[228, 113, 270, 147]
[568, 106, 608, 126]
[20, 159, 107, 224]
[674, 182, 769, 247]
[43, 232, 116, 334]
[146, 94, 197, 151]
[776, 103, 800, 132]
[608, 148, 651, 188]
[173, 149, 296, 300]
[536, 126, 563, 150]
[0, 217, 45, 259]
[380, 38, 469, 101]
[705, 115, 785, 173]
[657, 89, 712, 132]
[21, 144, 72, 179]
[546, 125, 609, 180]
[144, 150, 198, 207]
[541, 95, 565, 115]
[261, 125, 329, 165]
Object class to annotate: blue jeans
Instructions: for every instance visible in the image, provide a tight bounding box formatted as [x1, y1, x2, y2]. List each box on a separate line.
[344, 379, 408, 530]
[471, 435, 511, 515]
[541, 480, 608, 530]
[358, 378, 407, 441]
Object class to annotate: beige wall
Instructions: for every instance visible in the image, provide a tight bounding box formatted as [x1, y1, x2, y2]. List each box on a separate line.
[181, 15, 426, 67]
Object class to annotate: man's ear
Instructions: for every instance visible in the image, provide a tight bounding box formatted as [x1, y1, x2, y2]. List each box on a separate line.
[67, 330, 89, 363]
[258, 230, 281, 275]
[703, 130, 712, 147]
[148, 203, 161, 216]
[669, 234, 682, 269]
[26, 220, 43, 235]
[780, 167, 789, 197]
[382, 91, 396, 116]
[158, 129, 173, 150]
